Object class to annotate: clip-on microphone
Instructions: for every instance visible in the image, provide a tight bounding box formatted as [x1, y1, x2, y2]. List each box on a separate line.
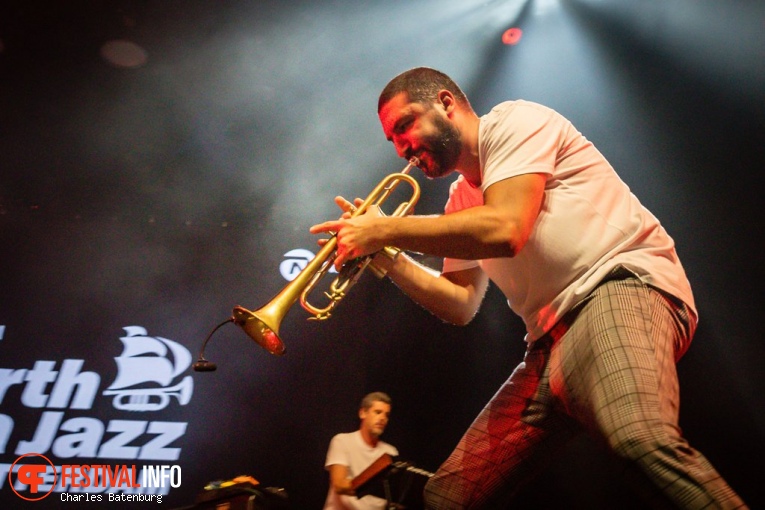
[192, 318, 234, 372]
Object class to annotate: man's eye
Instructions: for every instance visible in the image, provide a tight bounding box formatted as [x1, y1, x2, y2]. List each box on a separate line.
[397, 119, 413, 133]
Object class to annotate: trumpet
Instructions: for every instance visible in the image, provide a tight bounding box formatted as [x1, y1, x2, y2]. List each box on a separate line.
[104, 377, 193, 411]
[232, 157, 421, 356]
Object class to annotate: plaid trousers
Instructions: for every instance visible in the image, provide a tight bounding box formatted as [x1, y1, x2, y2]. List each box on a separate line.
[423, 269, 747, 509]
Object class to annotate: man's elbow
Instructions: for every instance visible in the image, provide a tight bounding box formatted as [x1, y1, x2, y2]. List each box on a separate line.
[442, 305, 480, 326]
[485, 220, 528, 258]
[450, 315, 474, 327]
[332, 481, 354, 496]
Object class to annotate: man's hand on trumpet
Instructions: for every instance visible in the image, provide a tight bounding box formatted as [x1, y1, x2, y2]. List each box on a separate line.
[310, 195, 387, 270]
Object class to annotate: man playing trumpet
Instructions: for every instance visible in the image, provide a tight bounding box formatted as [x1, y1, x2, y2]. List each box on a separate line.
[310, 67, 746, 509]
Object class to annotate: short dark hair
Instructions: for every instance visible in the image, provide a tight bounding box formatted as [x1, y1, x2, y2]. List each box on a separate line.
[378, 67, 470, 113]
[360, 392, 392, 410]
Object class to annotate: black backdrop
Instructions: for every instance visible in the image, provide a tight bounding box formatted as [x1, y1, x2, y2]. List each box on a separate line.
[1, 1, 763, 508]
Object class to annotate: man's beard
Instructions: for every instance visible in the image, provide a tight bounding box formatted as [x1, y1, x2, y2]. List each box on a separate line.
[419, 114, 461, 179]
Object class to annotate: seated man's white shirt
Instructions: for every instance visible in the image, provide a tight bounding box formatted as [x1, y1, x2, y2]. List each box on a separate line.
[323, 430, 399, 510]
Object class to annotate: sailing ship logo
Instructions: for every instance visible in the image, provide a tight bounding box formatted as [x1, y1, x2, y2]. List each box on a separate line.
[103, 326, 194, 412]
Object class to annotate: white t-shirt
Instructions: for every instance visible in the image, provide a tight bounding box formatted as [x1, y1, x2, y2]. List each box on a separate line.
[443, 100, 696, 342]
[323, 430, 399, 510]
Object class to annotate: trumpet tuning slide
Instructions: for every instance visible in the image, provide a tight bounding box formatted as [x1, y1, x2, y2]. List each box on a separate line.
[232, 305, 286, 356]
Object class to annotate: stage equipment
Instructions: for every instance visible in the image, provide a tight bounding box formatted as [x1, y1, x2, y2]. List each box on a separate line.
[352, 453, 434, 509]
[193, 157, 420, 369]
[178, 476, 289, 510]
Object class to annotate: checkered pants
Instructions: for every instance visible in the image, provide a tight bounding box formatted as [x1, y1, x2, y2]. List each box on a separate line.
[423, 271, 747, 509]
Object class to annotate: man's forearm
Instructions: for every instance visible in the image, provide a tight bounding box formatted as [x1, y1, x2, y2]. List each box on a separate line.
[375, 209, 517, 261]
[371, 252, 487, 325]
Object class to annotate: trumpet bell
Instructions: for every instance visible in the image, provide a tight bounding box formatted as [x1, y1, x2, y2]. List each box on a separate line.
[232, 305, 286, 356]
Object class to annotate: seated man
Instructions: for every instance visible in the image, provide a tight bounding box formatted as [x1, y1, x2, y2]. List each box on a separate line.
[323, 392, 398, 510]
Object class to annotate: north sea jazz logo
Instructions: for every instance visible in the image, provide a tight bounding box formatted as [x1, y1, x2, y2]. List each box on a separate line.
[103, 326, 193, 412]
[1, 326, 192, 501]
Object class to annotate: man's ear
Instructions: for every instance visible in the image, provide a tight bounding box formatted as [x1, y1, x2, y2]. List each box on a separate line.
[437, 90, 456, 113]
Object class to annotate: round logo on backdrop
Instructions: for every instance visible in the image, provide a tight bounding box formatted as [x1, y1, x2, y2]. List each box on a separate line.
[280, 249, 316, 280]
[280, 249, 338, 281]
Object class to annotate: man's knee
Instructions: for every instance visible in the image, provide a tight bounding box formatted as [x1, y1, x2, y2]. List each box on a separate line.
[608, 427, 692, 467]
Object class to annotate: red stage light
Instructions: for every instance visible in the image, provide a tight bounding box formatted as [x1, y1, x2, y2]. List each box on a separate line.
[502, 27, 523, 45]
